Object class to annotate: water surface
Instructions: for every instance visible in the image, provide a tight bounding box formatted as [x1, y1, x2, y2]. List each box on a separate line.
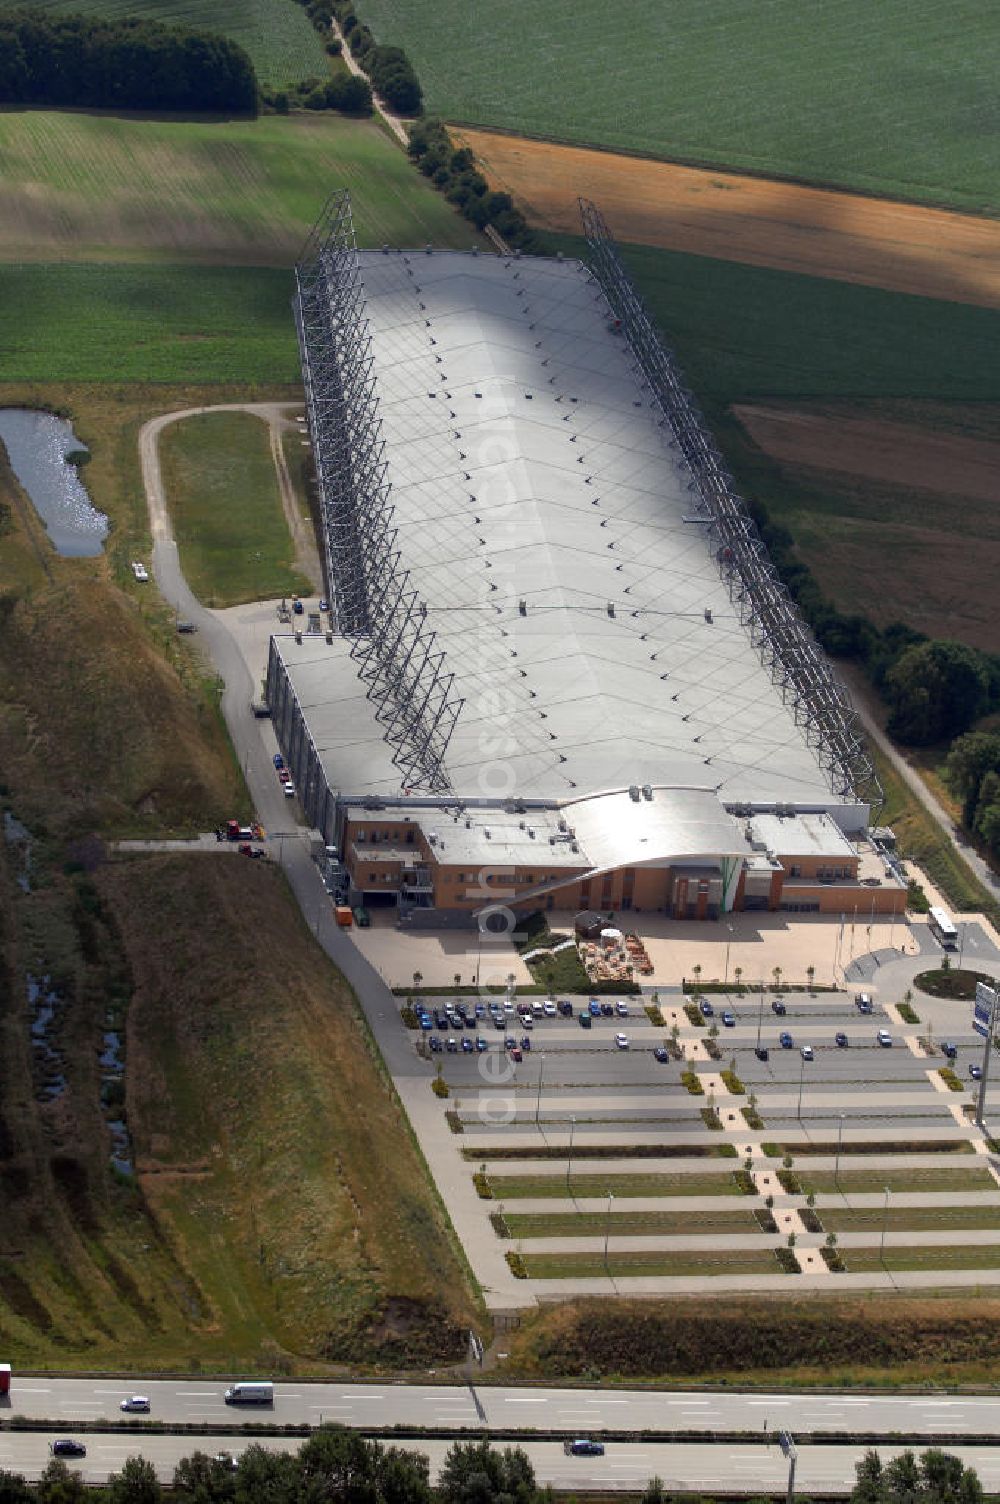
[0, 408, 108, 556]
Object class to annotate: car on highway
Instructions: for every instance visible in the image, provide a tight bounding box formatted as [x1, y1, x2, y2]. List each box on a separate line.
[771, 998, 787, 1015]
[970, 1063, 983, 1080]
[565, 1439, 605, 1457]
[721, 1010, 736, 1027]
[51, 1440, 87, 1458]
[779, 1031, 793, 1049]
[942, 1041, 958, 1059]
[120, 1396, 150, 1413]
[699, 998, 714, 1017]
[653, 1046, 669, 1063]
[835, 1032, 849, 1048]
[877, 1029, 893, 1047]
[615, 1032, 630, 1049]
[800, 1044, 814, 1061]
[755, 1045, 769, 1061]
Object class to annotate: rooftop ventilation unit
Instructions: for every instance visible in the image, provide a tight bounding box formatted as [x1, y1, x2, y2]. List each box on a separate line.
[704, 607, 713, 623]
[642, 784, 653, 800]
[527, 828, 535, 839]
[628, 785, 641, 802]
[484, 829, 491, 839]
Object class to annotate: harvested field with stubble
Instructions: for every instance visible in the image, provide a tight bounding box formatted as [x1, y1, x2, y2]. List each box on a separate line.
[455, 128, 1000, 310]
[503, 1297, 1000, 1388]
[101, 855, 479, 1366]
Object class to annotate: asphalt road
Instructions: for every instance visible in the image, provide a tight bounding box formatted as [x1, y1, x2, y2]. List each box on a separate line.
[10, 1378, 1000, 1437]
[8, 1434, 1000, 1492]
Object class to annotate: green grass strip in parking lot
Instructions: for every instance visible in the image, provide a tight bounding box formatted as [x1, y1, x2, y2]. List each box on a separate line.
[490, 1171, 744, 1199]
[522, 1249, 781, 1278]
[506, 1209, 758, 1238]
[823, 1206, 1000, 1234]
[762, 1139, 974, 1157]
[463, 1143, 739, 1161]
[844, 1246, 1000, 1273]
[801, 1167, 997, 1195]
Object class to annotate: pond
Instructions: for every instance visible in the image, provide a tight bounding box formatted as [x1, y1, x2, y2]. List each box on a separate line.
[0, 408, 108, 556]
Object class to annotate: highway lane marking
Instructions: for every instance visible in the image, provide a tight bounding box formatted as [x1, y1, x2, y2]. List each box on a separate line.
[14, 1388, 51, 1393]
[502, 1398, 547, 1403]
[173, 1391, 218, 1397]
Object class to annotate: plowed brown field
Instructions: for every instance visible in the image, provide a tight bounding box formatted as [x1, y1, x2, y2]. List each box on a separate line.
[453, 128, 1000, 310]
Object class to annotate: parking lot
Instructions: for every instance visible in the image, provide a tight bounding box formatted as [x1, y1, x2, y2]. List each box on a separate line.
[395, 961, 1000, 1298]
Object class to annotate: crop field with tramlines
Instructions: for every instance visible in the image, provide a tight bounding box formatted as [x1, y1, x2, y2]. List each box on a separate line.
[358, 0, 1000, 214]
[0, 0, 327, 85]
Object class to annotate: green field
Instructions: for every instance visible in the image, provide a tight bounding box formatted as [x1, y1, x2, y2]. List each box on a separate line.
[490, 1171, 742, 1199]
[160, 412, 311, 606]
[0, 111, 470, 266]
[522, 1249, 780, 1278]
[358, 0, 1000, 214]
[0, 0, 328, 86]
[507, 1209, 756, 1238]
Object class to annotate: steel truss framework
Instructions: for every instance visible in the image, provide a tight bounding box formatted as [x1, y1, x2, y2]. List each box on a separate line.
[580, 198, 881, 810]
[293, 190, 463, 793]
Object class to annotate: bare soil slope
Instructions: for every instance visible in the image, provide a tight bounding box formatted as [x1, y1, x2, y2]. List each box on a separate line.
[455, 128, 1000, 310]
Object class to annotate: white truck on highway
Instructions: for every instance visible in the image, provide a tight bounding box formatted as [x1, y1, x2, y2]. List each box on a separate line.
[224, 1381, 274, 1406]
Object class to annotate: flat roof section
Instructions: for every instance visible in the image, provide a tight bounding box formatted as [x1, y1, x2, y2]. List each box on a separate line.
[355, 249, 835, 805]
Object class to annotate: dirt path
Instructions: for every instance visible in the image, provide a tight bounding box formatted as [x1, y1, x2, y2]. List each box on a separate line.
[332, 21, 409, 148]
[453, 127, 1000, 310]
[140, 401, 322, 592]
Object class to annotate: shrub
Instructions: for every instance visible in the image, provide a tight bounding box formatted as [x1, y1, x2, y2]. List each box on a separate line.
[645, 1004, 665, 1026]
[400, 1006, 419, 1028]
[775, 1247, 801, 1273]
[742, 1105, 764, 1130]
[754, 1208, 778, 1233]
[800, 1208, 824, 1233]
[733, 1170, 756, 1195]
[777, 1169, 801, 1194]
[680, 1069, 704, 1096]
[701, 1106, 722, 1130]
[473, 1173, 492, 1200]
[490, 1212, 510, 1238]
[431, 1076, 449, 1098]
[683, 1003, 705, 1027]
[506, 1251, 527, 1278]
[721, 1069, 745, 1095]
[898, 1002, 919, 1024]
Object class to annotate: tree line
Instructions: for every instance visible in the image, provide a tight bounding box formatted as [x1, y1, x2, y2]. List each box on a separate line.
[0, 10, 258, 113]
[0, 1438, 985, 1504]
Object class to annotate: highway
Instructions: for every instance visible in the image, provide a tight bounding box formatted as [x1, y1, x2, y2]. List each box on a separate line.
[6, 1435, 1000, 1491]
[8, 1377, 1000, 1437]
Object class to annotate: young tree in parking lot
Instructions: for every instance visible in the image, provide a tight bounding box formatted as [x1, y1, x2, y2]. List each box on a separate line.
[773, 966, 783, 990]
[734, 965, 743, 989]
[455, 972, 462, 989]
[806, 965, 816, 991]
[692, 964, 702, 988]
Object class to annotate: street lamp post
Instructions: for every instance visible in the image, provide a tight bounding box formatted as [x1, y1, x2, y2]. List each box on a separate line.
[835, 1113, 845, 1188]
[797, 1054, 806, 1121]
[565, 1116, 576, 1196]
[756, 989, 764, 1052]
[724, 923, 734, 987]
[959, 923, 966, 971]
[535, 1055, 545, 1126]
[603, 1190, 614, 1276]
[880, 1185, 891, 1266]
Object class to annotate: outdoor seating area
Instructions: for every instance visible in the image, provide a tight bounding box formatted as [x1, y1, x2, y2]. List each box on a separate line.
[579, 927, 654, 983]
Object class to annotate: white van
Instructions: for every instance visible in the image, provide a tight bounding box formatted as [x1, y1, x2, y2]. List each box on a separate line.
[224, 1381, 274, 1406]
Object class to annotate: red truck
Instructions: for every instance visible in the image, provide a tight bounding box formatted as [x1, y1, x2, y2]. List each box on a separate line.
[0, 1363, 11, 1397]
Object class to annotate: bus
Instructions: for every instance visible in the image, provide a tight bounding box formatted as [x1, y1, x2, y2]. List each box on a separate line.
[928, 905, 959, 950]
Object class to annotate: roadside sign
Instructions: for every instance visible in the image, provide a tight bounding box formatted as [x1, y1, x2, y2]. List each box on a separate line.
[974, 982, 997, 1039]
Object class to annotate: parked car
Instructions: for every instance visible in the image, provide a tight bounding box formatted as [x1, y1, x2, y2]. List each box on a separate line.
[319, 598, 330, 612]
[121, 1397, 150, 1413]
[942, 1041, 958, 1059]
[615, 1032, 630, 1050]
[653, 1046, 669, 1063]
[493, 1014, 506, 1029]
[510, 1046, 523, 1062]
[779, 1031, 794, 1049]
[970, 1063, 983, 1080]
[476, 1037, 488, 1052]
[543, 1000, 557, 1017]
[721, 1010, 736, 1027]
[699, 998, 714, 1017]
[616, 1001, 629, 1017]
[601, 1001, 614, 1017]
[461, 1037, 473, 1053]
[877, 1029, 893, 1047]
[565, 1440, 605, 1457]
[428, 1036, 442, 1053]
[505, 1036, 517, 1050]
[283, 782, 296, 798]
[558, 1000, 573, 1016]
[856, 992, 874, 1014]
[589, 999, 602, 1017]
[755, 1045, 769, 1062]
[531, 999, 544, 1017]
[579, 1011, 592, 1029]
[520, 1036, 532, 1052]
[292, 597, 304, 614]
[835, 1032, 849, 1048]
[771, 999, 787, 1016]
[520, 1015, 534, 1030]
[800, 1044, 814, 1061]
[51, 1441, 87, 1458]
[278, 768, 291, 783]
[419, 1014, 433, 1031]
[272, 754, 284, 769]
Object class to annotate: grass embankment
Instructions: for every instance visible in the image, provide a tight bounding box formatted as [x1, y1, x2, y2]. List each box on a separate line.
[844, 1247, 1000, 1274]
[359, 0, 1000, 215]
[502, 1296, 1000, 1387]
[0, 0, 329, 86]
[0, 111, 471, 267]
[490, 1171, 743, 1199]
[97, 855, 478, 1367]
[160, 411, 311, 607]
